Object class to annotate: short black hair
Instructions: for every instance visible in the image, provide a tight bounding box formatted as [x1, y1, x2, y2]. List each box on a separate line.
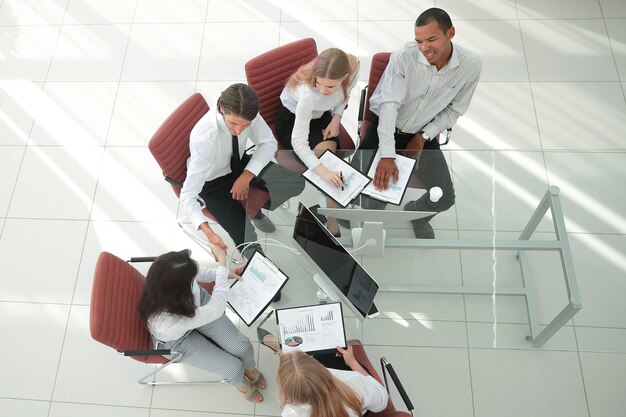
[218, 83, 259, 121]
[415, 8, 453, 32]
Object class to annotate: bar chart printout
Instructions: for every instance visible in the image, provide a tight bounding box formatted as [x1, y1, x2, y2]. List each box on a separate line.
[277, 302, 346, 353]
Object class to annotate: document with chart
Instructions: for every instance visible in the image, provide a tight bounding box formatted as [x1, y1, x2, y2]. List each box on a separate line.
[227, 251, 289, 326]
[361, 149, 417, 205]
[276, 302, 346, 354]
[302, 150, 371, 208]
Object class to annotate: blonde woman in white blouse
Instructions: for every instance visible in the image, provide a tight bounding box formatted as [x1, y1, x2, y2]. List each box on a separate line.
[276, 48, 359, 236]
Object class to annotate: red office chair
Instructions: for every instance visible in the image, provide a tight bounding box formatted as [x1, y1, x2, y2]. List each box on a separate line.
[148, 92, 269, 220]
[90, 252, 223, 385]
[351, 341, 414, 417]
[245, 38, 356, 171]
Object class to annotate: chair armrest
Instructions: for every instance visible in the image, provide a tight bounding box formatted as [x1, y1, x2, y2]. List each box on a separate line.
[358, 86, 368, 123]
[123, 349, 171, 357]
[128, 257, 158, 263]
[381, 357, 414, 414]
[164, 174, 183, 189]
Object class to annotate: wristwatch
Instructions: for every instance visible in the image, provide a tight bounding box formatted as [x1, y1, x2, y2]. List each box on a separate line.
[420, 131, 430, 141]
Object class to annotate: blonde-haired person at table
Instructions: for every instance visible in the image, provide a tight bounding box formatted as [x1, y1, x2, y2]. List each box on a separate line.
[276, 47, 360, 237]
[277, 348, 388, 417]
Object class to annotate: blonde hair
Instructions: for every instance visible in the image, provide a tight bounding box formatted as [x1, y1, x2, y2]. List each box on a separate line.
[277, 351, 363, 417]
[287, 48, 359, 100]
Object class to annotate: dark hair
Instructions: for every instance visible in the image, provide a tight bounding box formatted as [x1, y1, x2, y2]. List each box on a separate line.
[415, 7, 452, 32]
[217, 83, 259, 121]
[138, 249, 199, 326]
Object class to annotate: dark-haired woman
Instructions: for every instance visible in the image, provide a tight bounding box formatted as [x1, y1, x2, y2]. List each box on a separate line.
[138, 245, 266, 402]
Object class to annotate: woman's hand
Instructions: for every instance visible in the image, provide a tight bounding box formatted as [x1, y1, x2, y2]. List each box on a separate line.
[228, 264, 245, 280]
[314, 164, 345, 188]
[336, 345, 357, 368]
[322, 115, 341, 139]
[209, 242, 227, 267]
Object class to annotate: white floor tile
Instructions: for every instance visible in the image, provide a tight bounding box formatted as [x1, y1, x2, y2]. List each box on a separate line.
[438, 0, 518, 19]
[8, 146, 103, 220]
[468, 322, 577, 351]
[452, 150, 552, 232]
[49, 403, 150, 417]
[579, 352, 626, 417]
[91, 147, 179, 221]
[0, 0, 67, 26]
[606, 19, 626, 81]
[0, 146, 24, 216]
[372, 292, 466, 322]
[30, 81, 118, 146]
[357, 20, 413, 81]
[206, 0, 281, 22]
[358, 0, 435, 20]
[600, 0, 626, 17]
[279, 21, 359, 57]
[198, 22, 280, 81]
[452, 81, 541, 150]
[133, 0, 207, 23]
[0, 81, 44, 145]
[517, 0, 602, 19]
[364, 345, 474, 417]
[544, 152, 626, 234]
[253, 345, 282, 417]
[0, 26, 59, 81]
[281, 0, 358, 21]
[73, 221, 178, 305]
[454, 20, 528, 81]
[107, 81, 196, 146]
[64, 0, 137, 25]
[48, 24, 131, 81]
[363, 318, 468, 347]
[533, 82, 626, 149]
[0, 302, 69, 399]
[151, 410, 252, 417]
[470, 349, 588, 417]
[521, 19, 619, 81]
[122, 23, 204, 81]
[0, 399, 49, 417]
[0, 219, 87, 303]
[569, 233, 626, 328]
[576, 326, 626, 353]
[52, 305, 154, 407]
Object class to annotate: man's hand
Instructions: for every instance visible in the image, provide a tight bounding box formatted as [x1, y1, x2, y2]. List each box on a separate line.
[322, 115, 341, 139]
[200, 223, 228, 261]
[374, 158, 399, 191]
[230, 171, 254, 201]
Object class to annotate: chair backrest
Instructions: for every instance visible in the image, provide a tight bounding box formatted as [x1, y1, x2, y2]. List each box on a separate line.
[148, 93, 210, 197]
[90, 252, 165, 364]
[245, 38, 318, 131]
[360, 52, 391, 139]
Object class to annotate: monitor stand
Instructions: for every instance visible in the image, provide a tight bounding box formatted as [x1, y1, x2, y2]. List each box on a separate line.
[313, 273, 340, 303]
[351, 221, 386, 256]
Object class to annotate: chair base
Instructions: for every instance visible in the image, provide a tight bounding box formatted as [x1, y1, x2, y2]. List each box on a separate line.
[137, 351, 227, 386]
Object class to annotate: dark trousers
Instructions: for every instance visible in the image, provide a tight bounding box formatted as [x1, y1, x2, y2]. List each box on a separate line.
[275, 103, 340, 151]
[199, 155, 305, 248]
[356, 114, 455, 222]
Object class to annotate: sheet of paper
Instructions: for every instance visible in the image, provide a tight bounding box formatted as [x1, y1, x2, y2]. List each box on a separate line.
[302, 151, 371, 207]
[361, 149, 416, 205]
[227, 252, 287, 326]
[277, 303, 346, 354]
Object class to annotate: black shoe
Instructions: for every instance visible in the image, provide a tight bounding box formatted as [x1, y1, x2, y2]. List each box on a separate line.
[252, 211, 276, 233]
[309, 204, 327, 224]
[272, 290, 281, 303]
[411, 219, 435, 239]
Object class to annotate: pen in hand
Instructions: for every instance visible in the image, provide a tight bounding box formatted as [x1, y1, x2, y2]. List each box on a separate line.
[340, 171, 345, 191]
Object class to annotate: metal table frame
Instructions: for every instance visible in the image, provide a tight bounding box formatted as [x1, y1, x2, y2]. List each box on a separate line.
[355, 186, 581, 348]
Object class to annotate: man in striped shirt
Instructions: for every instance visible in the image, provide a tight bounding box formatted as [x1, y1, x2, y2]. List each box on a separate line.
[362, 7, 482, 238]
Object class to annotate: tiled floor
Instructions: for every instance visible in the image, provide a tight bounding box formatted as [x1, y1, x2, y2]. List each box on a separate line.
[1, 1, 626, 416]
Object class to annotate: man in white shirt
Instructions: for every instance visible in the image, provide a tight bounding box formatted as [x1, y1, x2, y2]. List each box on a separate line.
[179, 84, 305, 260]
[361, 8, 482, 238]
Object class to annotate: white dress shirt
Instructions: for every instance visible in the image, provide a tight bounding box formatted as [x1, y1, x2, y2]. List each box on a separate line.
[148, 265, 229, 342]
[279, 64, 359, 170]
[370, 41, 482, 158]
[281, 368, 388, 417]
[179, 98, 278, 230]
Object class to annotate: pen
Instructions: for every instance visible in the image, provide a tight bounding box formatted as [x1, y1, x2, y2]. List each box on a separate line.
[340, 171, 345, 191]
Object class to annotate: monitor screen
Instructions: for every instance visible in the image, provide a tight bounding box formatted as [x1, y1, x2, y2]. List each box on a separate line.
[293, 202, 378, 318]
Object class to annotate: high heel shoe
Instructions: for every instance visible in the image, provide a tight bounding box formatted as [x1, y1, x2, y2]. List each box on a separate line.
[257, 328, 280, 354]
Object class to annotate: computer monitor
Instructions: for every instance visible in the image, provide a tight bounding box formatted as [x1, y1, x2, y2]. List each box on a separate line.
[292, 202, 379, 320]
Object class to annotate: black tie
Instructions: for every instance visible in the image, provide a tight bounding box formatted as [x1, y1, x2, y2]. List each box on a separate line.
[230, 135, 243, 176]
